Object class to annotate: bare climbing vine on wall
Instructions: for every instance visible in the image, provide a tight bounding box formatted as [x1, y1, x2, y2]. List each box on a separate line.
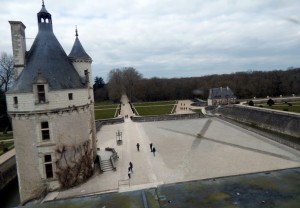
[55, 140, 94, 189]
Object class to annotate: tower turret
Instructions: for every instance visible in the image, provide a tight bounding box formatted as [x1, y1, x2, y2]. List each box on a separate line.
[69, 28, 93, 89]
[37, 1, 52, 31]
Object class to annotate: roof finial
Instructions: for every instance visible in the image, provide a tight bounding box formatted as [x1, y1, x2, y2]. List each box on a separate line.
[75, 25, 78, 37]
[42, 0, 45, 6]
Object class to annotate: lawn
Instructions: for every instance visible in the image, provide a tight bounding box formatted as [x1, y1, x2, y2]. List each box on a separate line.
[94, 102, 120, 120]
[135, 105, 174, 116]
[134, 100, 177, 107]
[0, 133, 14, 156]
[94, 104, 119, 110]
[256, 102, 300, 113]
[192, 109, 204, 114]
[95, 109, 119, 120]
[0, 133, 13, 141]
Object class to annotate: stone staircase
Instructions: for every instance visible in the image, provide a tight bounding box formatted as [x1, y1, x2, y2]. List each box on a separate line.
[100, 159, 114, 172]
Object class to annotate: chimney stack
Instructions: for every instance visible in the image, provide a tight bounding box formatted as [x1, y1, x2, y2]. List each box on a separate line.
[9, 21, 26, 79]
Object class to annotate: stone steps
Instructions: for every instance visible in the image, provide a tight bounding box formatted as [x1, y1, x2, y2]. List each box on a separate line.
[100, 159, 114, 172]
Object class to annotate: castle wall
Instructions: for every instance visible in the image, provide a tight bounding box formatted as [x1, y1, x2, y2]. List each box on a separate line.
[12, 107, 93, 203]
[216, 105, 300, 138]
[6, 88, 90, 113]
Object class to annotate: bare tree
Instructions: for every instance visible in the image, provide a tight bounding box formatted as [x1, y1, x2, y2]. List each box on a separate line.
[122, 67, 142, 101]
[107, 68, 123, 102]
[0, 53, 14, 92]
[107, 67, 142, 102]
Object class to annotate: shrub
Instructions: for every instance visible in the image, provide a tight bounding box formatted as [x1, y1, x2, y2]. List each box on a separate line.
[248, 100, 254, 106]
[267, 99, 275, 106]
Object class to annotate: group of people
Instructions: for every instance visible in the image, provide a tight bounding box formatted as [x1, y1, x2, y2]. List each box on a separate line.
[150, 143, 156, 156]
[136, 142, 156, 156]
[128, 142, 157, 179]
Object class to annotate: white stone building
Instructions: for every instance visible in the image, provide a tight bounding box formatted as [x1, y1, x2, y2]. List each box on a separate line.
[207, 87, 236, 106]
[6, 3, 96, 203]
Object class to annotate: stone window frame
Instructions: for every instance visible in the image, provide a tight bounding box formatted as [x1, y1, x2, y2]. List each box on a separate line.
[43, 153, 54, 179]
[33, 74, 49, 105]
[68, 93, 73, 100]
[41, 121, 50, 141]
[37, 84, 46, 103]
[13, 96, 18, 108]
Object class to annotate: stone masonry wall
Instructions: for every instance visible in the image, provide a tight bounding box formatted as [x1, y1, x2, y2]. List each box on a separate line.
[216, 105, 300, 138]
[131, 113, 204, 122]
[6, 88, 89, 113]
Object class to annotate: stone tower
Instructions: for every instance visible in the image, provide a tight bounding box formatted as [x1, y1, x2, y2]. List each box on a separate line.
[6, 2, 96, 203]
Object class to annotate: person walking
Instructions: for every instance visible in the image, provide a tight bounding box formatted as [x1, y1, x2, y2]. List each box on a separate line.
[128, 169, 132, 179]
[152, 147, 156, 156]
[150, 143, 153, 152]
[129, 162, 133, 173]
[136, 143, 140, 151]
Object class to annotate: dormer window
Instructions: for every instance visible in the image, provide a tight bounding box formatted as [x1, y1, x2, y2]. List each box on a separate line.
[37, 85, 46, 103]
[33, 73, 49, 105]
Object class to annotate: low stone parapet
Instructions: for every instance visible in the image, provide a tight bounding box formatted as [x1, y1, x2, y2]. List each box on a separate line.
[95, 117, 125, 132]
[131, 113, 204, 122]
[216, 105, 300, 139]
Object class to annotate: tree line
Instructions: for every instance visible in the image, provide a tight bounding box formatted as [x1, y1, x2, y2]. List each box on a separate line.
[95, 67, 300, 102]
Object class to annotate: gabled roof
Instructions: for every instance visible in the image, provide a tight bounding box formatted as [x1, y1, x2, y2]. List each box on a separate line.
[7, 4, 85, 94]
[68, 36, 92, 61]
[208, 87, 236, 99]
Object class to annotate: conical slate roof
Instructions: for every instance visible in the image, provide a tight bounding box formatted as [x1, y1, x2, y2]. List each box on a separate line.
[8, 5, 85, 93]
[69, 34, 92, 61]
[39, 4, 49, 13]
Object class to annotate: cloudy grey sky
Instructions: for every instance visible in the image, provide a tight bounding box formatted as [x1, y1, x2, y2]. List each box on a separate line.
[1, 0, 300, 80]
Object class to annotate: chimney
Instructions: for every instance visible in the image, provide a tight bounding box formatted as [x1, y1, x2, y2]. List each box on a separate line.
[9, 21, 26, 79]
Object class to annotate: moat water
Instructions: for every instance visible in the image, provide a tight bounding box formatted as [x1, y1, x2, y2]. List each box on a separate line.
[0, 178, 20, 208]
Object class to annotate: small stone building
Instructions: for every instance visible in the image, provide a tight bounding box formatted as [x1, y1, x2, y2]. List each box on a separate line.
[207, 87, 236, 106]
[6, 3, 96, 203]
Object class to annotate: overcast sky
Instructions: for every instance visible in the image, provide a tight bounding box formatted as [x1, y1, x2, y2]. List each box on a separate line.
[1, 0, 300, 80]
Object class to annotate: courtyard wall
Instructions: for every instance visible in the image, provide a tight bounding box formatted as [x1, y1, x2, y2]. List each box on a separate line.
[131, 113, 204, 122]
[216, 105, 300, 139]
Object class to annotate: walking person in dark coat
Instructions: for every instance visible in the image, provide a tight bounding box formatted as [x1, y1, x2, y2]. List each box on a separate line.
[152, 147, 156, 156]
[136, 143, 140, 151]
[129, 162, 133, 173]
[150, 143, 153, 152]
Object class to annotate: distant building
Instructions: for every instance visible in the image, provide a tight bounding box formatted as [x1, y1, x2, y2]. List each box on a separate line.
[207, 87, 236, 106]
[6, 3, 96, 203]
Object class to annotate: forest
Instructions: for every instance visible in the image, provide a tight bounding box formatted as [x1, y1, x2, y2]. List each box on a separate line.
[94, 67, 300, 102]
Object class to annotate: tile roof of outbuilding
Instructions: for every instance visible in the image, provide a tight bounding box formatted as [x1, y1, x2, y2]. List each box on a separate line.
[208, 87, 236, 99]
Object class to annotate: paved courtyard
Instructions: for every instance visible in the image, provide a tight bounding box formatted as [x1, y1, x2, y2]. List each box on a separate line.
[54, 98, 300, 200]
